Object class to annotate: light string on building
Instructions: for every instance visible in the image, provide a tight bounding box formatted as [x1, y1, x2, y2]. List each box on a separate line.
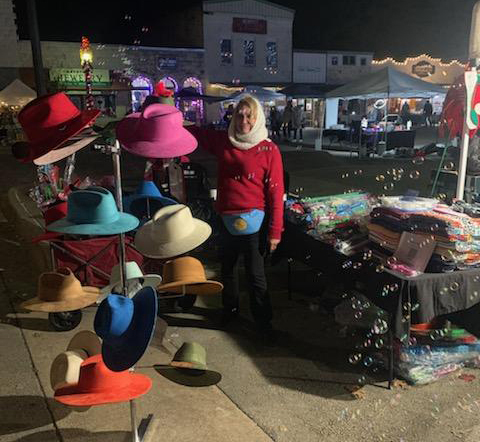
[80, 36, 95, 110]
[372, 53, 466, 68]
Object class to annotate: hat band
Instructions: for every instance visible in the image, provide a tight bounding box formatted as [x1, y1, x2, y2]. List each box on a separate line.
[68, 211, 120, 225]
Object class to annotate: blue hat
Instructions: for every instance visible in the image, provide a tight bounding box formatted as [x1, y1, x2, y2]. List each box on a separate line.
[94, 287, 158, 372]
[48, 187, 139, 235]
[123, 181, 177, 220]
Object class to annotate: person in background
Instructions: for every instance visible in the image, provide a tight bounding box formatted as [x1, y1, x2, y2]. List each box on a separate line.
[423, 99, 433, 127]
[269, 106, 281, 139]
[292, 104, 305, 142]
[282, 100, 293, 140]
[188, 95, 285, 344]
[223, 104, 235, 127]
[400, 100, 410, 125]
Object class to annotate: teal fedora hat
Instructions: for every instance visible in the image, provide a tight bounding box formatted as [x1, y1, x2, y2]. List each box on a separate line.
[48, 187, 139, 235]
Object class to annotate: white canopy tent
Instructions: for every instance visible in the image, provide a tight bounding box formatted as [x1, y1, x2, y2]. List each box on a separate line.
[324, 67, 446, 128]
[0, 79, 36, 108]
[225, 85, 285, 102]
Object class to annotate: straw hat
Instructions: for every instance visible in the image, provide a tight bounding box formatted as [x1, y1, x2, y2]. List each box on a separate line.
[20, 268, 100, 312]
[54, 354, 152, 406]
[155, 342, 221, 387]
[134, 205, 211, 259]
[156, 257, 223, 295]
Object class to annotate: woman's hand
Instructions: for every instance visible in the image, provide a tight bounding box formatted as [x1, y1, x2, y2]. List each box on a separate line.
[268, 238, 280, 253]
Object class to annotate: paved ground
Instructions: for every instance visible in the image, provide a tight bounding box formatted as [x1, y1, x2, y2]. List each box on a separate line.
[2, 126, 480, 442]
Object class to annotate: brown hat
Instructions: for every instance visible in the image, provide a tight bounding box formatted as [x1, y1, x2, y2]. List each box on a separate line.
[156, 257, 223, 296]
[21, 268, 100, 312]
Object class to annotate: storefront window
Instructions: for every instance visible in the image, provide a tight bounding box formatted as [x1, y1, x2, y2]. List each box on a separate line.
[244, 40, 256, 66]
[181, 77, 204, 124]
[343, 55, 356, 66]
[331, 56, 338, 65]
[221, 39, 232, 65]
[266, 42, 278, 68]
[131, 76, 153, 112]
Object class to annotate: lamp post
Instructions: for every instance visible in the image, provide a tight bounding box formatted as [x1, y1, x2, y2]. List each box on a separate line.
[80, 36, 94, 110]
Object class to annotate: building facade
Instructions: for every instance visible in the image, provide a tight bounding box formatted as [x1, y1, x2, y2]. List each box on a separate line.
[202, 0, 294, 87]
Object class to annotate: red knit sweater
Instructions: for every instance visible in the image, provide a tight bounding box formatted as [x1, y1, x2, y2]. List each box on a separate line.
[189, 128, 285, 240]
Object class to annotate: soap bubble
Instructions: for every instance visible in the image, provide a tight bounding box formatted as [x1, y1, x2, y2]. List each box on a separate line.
[375, 264, 385, 273]
[376, 175, 385, 182]
[450, 282, 460, 291]
[342, 173, 349, 179]
[363, 356, 374, 367]
[363, 250, 373, 261]
[444, 162, 455, 171]
[342, 260, 353, 269]
[351, 298, 363, 310]
[354, 311, 363, 319]
[349, 353, 362, 364]
[412, 157, 425, 165]
[357, 375, 367, 385]
[390, 283, 399, 292]
[409, 336, 417, 346]
[383, 183, 394, 191]
[353, 262, 362, 270]
[409, 170, 420, 179]
[372, 318, 388, 334]
[375, 338, 384, 349]
[386, 256, 397, 266]
[363, 339, 372, 348]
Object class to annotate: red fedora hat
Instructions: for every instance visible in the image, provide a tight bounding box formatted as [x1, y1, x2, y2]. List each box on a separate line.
[54, 354, 152, 406]
[31, 201, 68, 243]
[12, 93, 100, 164]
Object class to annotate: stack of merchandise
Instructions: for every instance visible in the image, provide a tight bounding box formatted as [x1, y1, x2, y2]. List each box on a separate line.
[286, 192, 375, 254]
[395, 324, 480, 385]
[368, 196, 480, 272]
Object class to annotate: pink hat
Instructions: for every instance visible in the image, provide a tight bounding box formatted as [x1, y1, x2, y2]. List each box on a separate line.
[116, 104, 197, 159]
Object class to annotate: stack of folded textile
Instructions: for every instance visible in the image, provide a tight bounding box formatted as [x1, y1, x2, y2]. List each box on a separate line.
[367, 196, 480, 272]
[286, 193, 374, 254]
[395, 326, 480, 385]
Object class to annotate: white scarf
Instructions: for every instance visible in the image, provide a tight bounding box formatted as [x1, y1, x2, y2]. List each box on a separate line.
[228, 97, 269, 150]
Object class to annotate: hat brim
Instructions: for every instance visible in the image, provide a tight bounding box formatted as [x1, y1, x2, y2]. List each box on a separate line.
[101, 287, 158, 372]
[100, 274, 162, 296]
[154, 366, 221, 387]
[54, 372, 152, 406]
[33, 135, 99, 166]
[123, 195, 178, 215]
[67, 330, 102, 357]
[18, 109, 100, 163]
[20, 286, 100, 312]
[134, 218, 212, 259]
[157, 280, 223, 296]
[117, 116, 198, 158]
[47, 213, 139, 235]
[31, 231, 63, 243]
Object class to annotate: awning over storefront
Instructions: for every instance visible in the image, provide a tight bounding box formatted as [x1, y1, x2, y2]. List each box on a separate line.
[279, 83, 336, 98]
[175, 87, 226, 103]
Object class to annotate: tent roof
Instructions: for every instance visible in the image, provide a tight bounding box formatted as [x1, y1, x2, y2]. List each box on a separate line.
[175, 86, 226, 103]
[325, 67, 446, 99]
[225, 85, 285, 102]
[279, 83, 337, 98]
[0, 79, 36, 107]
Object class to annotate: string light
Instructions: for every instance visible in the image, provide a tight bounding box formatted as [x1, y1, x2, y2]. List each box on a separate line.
[372, 53, 466, 68]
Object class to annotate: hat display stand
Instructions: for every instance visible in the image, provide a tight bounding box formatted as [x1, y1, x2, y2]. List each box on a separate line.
[111, 139, 155, 442]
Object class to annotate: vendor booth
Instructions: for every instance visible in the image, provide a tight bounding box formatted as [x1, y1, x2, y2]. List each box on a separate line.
[323, 67, 446, 155]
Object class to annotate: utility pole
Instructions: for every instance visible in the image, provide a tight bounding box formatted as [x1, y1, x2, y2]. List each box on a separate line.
[26, 0, 46, 96]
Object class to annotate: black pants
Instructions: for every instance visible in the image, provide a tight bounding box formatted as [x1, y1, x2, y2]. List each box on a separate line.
[220, 221, 272, 327]
[292, 127, 303, 140]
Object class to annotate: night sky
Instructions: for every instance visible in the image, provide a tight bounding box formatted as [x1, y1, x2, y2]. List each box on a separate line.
[13, 0, 479, 60]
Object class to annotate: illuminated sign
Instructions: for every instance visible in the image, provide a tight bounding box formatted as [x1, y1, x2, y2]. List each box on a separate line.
[49, 68, 110, 87]
[412, 61, 435, 78]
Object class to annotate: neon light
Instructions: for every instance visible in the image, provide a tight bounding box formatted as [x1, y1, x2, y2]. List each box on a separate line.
[182, 77, 204, 121]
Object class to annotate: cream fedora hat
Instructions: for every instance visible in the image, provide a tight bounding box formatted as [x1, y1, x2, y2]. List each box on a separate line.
[134, 205, 211, 259]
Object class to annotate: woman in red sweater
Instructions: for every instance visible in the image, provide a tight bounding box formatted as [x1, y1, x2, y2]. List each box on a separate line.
[190, 95, 284, 338]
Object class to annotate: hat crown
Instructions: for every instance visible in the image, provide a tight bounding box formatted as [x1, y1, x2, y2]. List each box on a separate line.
[136, 181, 162, 198]
[109, 261, 144, 285]
[94, 295, 134, 341]
[135, 104, 183, 141]
[50, 349, 88, 390]
[66, 187, 120, 225]
[151, 205, 194, 242]
[173, 342, 207, 369]
[162, 257, 207, 285]
[43, 202, 68, 227]
[38, 268, 82, 301]
[76, 354, 132, 393]
[18, 93, 81, 142]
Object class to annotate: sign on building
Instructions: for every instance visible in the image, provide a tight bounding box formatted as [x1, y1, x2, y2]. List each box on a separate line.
[157, 57, 177, 70]
[233, 17, 267, 34]
[412, 61, 435, 78]
[49, 68, 111, 87]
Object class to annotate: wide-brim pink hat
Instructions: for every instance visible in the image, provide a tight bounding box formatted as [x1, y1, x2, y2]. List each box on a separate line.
[116, 103, 198, 159]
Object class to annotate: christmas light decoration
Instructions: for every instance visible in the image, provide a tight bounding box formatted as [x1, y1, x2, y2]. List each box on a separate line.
[372, 54, 466, 68]
[80, 36, 94, 110]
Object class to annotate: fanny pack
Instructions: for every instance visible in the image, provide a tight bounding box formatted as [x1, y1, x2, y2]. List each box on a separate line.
[221, 209, 265, 235]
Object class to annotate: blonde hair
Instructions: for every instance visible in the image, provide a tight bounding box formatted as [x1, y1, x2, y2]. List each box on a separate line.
[232, 95, 259, 124]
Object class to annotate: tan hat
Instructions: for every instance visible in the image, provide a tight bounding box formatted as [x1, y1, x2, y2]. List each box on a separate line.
[134, 205, 211, 259]
[50, 330, 102, 391]
[20, 268, 100, 312]
[156, 257, 223, 295]
[50, 349, 89, 391]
